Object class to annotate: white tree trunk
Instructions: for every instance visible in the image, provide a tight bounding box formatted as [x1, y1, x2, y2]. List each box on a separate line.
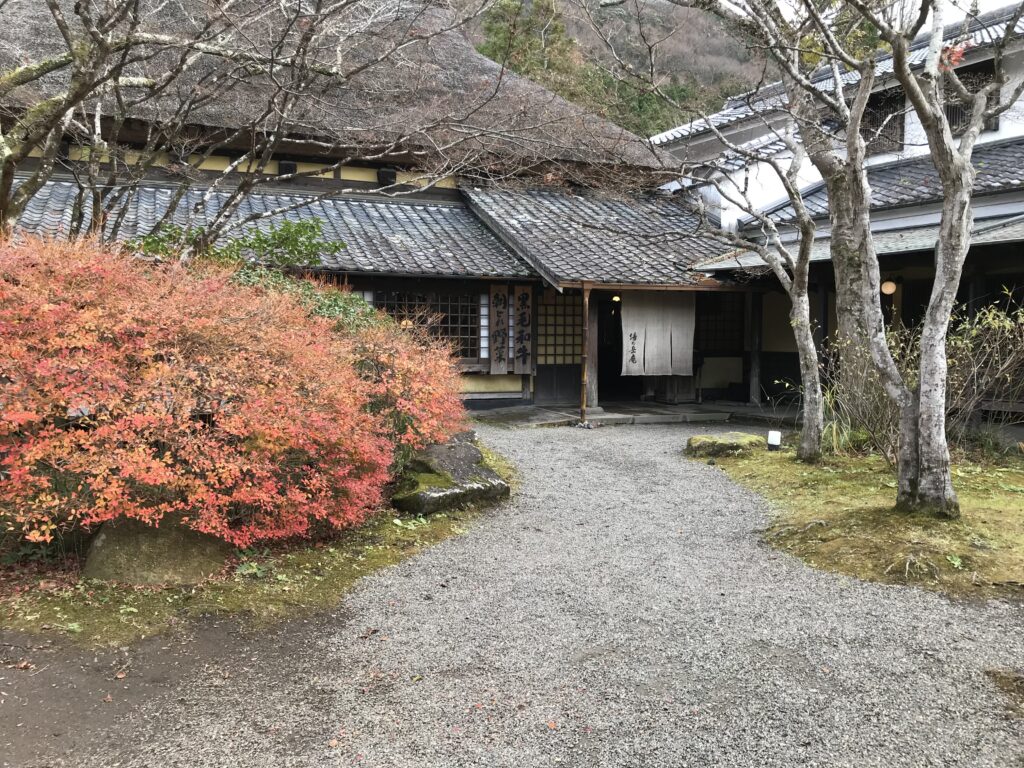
[790, 290, 824, 461]
[908, 167, 973, 517]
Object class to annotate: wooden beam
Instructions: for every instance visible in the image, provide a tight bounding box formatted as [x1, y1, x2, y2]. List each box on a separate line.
[749, 292, 763, 406]
[580, 283, 591, 423]
[586, 297, 599, 409]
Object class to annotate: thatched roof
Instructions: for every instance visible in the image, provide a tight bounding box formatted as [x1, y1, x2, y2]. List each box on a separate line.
[0, 0, 669, 180]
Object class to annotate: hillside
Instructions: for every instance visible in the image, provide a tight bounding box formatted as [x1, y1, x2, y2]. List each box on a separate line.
[466, 0, 765, 138]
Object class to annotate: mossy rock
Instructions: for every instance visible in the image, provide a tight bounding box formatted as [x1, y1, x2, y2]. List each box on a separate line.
[393, 435, 510, 515]
[686, 432, 767, 458]
[82, 518, 233, 586]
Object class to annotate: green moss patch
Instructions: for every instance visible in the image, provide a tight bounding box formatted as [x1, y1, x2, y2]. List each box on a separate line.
[714, 450, 1024, 598]
[394, 471, 455, 497]
[478, 444, 519, 489]
[0, 506, 481, 647]
[686, 431, 767, 458]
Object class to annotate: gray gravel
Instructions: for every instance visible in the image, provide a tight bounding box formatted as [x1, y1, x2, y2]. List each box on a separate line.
[61, 425, 1024, 767]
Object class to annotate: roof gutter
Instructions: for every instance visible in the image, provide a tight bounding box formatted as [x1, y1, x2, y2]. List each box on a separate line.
[303, 267, 540, 282]
[557, 280, 743, 292]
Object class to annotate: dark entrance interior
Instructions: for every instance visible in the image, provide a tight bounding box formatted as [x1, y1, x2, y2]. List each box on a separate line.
[597, 295, 643, 401]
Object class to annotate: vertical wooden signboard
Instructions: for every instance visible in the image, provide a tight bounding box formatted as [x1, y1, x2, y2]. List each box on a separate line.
[513, 285, 533, 375]
[490, 285, 509, 374]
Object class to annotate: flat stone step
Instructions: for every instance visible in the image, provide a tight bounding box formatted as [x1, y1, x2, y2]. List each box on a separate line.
[682, 411, 732, 423]
[588, 414, 635, 426]
[632, 413, 688, 424]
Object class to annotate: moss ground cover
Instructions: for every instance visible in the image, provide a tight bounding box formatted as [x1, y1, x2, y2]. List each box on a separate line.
[1, 445, 515, 647]
[713, 449, 1024, 598]
[0, 507, 480, 646]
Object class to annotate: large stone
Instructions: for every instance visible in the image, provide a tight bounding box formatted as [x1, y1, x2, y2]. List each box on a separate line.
[82, 518, 232, 586]
[393, 432, 510, 515]
[685, 431, 767, 458]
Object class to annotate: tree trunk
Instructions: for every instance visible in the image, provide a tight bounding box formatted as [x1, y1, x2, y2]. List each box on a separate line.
[0, 159, 15, 235]
[907, 167, 973, 518]
[895, 392, 921, 508]
[790, 290, 823, 461]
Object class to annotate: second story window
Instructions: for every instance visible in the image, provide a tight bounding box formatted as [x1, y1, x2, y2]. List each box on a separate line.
[861, 87, 906, 156]
[945, 60, 1000, 135]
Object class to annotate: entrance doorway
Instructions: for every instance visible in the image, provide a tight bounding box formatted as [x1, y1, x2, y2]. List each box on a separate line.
[597, 294, 643, 401]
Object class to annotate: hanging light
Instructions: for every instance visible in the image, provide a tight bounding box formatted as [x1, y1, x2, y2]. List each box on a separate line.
[611, 295, 621, 303]
[881, 280, 898, 296]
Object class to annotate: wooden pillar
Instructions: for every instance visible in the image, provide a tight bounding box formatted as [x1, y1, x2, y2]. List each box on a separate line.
[818, 281, 830, 345]
[749, 291, 763, 406]
[580, 284, 591, 423]
[586, 297, 599, 409]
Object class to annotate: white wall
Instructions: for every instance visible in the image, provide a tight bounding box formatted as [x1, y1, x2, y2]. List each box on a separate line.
[680, 41, 1024, 232]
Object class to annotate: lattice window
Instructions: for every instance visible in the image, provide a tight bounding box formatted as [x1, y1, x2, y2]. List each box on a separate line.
[373, 290, 481, 359]
[696, 292, 745, 354]
[945, 60, 1000, 136]
[536, 291, 582, 365]
[861, 88, 906, 156]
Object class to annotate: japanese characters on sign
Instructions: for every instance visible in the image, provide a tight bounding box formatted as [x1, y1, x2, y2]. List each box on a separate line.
[513, 286, 532, 374]
[489, 285, 508, 374]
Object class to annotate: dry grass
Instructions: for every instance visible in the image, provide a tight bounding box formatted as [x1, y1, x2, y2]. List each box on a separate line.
[715, 450, 1024, 598]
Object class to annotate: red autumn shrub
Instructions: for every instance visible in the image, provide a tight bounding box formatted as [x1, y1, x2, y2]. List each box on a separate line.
[352, 323, 466, 461]
[0, 237, 463, 547]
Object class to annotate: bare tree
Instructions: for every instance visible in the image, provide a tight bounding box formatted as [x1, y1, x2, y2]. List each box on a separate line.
[569, 0, 836, 461]
[838, 0, 1024, 515]
[1, 0, 656, 252]
[587, 0, 1024, 517]
[686, 122, 826, 462]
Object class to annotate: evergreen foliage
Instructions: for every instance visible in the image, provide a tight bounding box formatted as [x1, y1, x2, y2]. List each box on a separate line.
[476, 0, 744, 137]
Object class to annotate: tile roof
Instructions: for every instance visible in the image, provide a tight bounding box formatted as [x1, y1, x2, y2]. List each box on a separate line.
[700, 212, 1024, 271]
[764, 138, 1024, 224]
[651, 4, 1024, 148]
[16, 179, 532, 279]
[694, 131, 793, 174]
[464, 188, 729, 287]
[649, 100, 781, 147]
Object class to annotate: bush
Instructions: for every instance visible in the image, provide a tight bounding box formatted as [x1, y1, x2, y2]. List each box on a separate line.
[0, 238, 464, 548]
[824, 300, 1024, 462]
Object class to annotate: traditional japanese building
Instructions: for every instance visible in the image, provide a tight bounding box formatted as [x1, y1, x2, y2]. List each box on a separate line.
[8, 2, 1024, 417]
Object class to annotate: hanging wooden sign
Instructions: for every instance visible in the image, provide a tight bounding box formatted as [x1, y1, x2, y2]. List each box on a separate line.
[513, 285, 533, 374]
[489, 285, 509, 374]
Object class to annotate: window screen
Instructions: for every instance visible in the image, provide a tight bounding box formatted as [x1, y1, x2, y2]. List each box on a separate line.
[537, 291, 582, 365]
[944, 60, 1000, 135]
[861, 88, 906, 155]
[373, 291, 481, 359]
[696, 292, 745, 354]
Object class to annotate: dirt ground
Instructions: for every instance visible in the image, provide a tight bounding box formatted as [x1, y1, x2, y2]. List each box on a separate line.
[0, 616, 326, 767]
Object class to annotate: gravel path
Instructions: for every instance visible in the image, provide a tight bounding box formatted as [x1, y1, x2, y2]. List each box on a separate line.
[55, 425, 1024, 767]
